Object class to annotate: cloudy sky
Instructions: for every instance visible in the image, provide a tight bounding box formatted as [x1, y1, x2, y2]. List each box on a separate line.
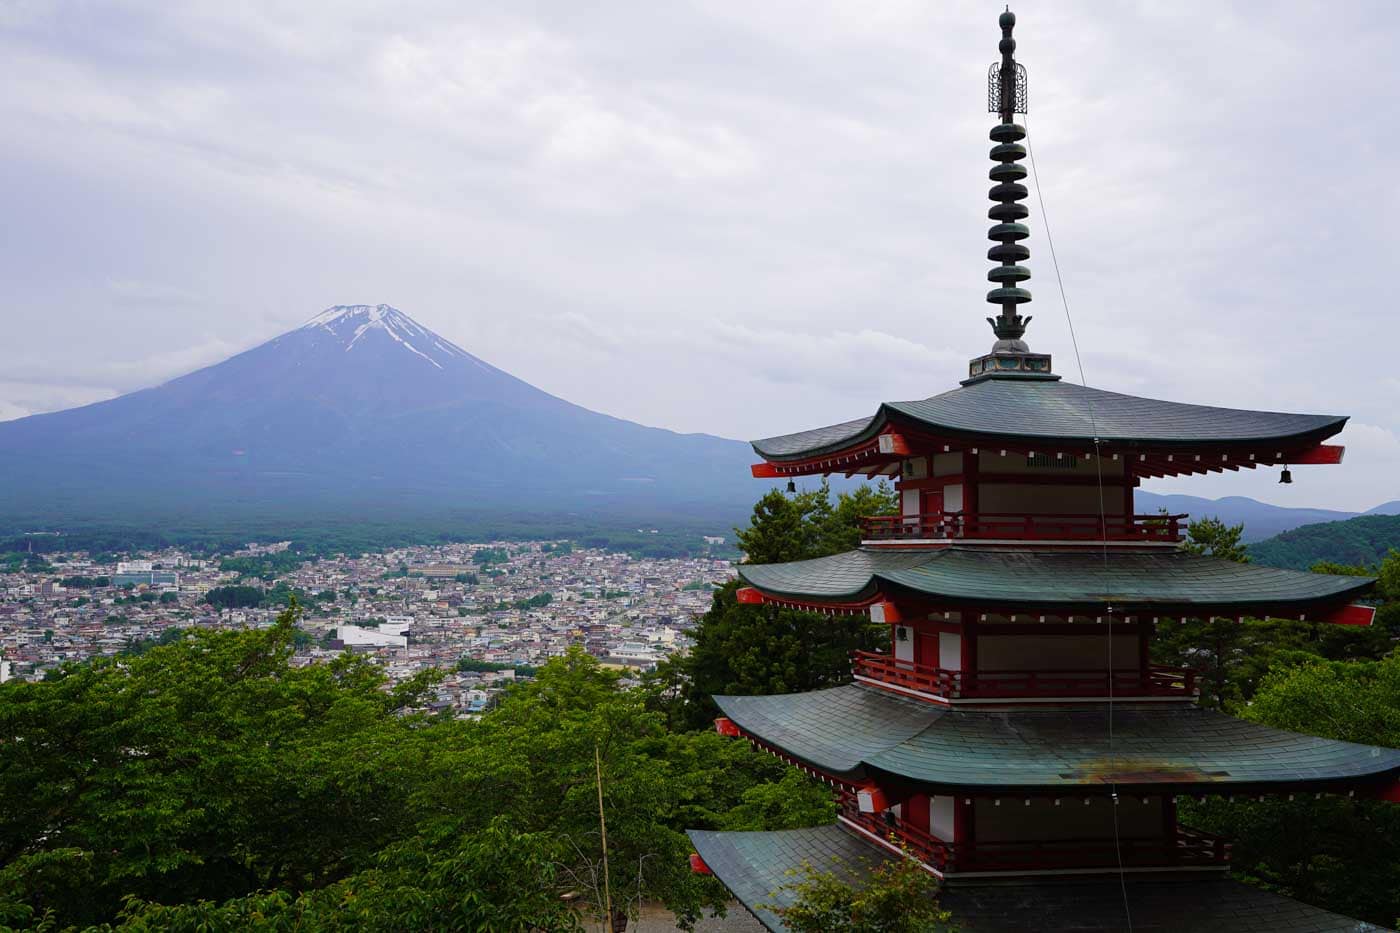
[2, 1, 1397, 510]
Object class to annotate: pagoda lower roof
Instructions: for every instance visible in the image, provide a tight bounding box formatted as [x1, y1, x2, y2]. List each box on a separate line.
[736, 547, 1374, 613]
[751, 377, 1346, 462]
[714, 684, 1400, 792]
[688, 824, 1390, 932]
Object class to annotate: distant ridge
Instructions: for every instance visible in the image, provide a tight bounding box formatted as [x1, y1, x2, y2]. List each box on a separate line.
[0, 305, 761, 525]
[1135, 491, 1358, 543]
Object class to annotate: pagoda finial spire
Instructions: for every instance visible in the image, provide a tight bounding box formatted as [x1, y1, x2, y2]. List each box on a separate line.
[966, 8, 1054, 383]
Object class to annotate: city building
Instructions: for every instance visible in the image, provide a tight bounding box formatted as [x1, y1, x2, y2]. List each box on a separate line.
[112, 570, 179, 588]
[688, 12, 1398, 932]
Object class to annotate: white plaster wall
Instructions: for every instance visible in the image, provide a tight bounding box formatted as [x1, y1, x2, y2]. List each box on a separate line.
[939, 632, 962, 671]
[931, 795, 956, 841]
[944, 484, 964, 512]
[894, 627, 914, 664]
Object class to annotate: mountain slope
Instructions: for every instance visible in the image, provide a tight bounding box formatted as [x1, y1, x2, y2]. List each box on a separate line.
[1135, 492, 1357, 542]
[0, 305, 760, 523]
[1249, 514, 1400, 570]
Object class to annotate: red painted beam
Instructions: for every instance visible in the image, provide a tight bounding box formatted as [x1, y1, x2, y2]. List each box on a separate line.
[1372, 782, 1400, 803]
[1290, 444, 1345, 465]
[878, 432, 911, 456]
[870, 600, 903, 625]
[1320, 603, 1376, 626]
[715, 717, 742, 738]
[735, 586, 763, 604]
[689, 853, 713, 875]
[750, 462, 780, 478]
[857, 782, 890, 814]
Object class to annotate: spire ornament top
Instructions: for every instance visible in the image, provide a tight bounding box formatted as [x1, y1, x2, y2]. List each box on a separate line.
[966, 8, 1056, 385]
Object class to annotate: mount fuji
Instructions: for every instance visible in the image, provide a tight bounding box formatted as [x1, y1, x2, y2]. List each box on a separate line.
[0, 305, 760, 524]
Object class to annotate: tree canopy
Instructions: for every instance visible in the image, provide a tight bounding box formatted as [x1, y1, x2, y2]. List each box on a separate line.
[0, 602, 832, 931]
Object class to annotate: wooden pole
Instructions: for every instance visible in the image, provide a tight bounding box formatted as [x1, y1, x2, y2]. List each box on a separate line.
[595, 743, 613, 931]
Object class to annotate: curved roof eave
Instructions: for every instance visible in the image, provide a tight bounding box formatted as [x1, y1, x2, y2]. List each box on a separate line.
[750, 380, 1349, 463]
[717, 685, 1400, 792]
[737, 548, 1376, 612]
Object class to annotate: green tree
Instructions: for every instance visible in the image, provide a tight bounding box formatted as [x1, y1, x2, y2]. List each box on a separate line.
[815, 480, 899, 555]
[0, 599, 442, 928]
[768, 853, 953, 933]
[735, 488, 820, 564]
[1181, 652, 1400, 926]
[665, 581, 883, 731]
[203, 584, 264, 609]
[111, 821, 583, 932]
[1182, 516, 1250, 563]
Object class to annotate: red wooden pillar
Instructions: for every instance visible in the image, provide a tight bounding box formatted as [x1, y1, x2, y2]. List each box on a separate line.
[960, 611, 978, 695]
[906, 793, 931, 837]
[963, 450, 980, 516]
[915, 625, 939, 669]
[1122, 460, 1134, 516]
[954, 796, 975, 870]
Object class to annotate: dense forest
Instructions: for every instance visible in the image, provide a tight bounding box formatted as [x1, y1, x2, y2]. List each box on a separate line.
[1249, 513, 1400, 570]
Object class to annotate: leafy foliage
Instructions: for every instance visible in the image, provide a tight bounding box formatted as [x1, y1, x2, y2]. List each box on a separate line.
[661, 581, 883, 731]
[1250, 514, 1400, 570]
[656, 480, 893, 729]
[1154, 520, 1391, 709]
[734, 480, 896, 564]
[768, 853, 953, 933]
[0, 605, 829, 931]
[1181, 652, 1400, 927]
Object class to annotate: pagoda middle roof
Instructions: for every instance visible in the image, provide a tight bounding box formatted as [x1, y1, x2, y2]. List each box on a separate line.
[751, 377, 1346, 461]
[736, 547, 1373, 613]
[688, 824, 1391, 932]
[715, 684, 1400, 792]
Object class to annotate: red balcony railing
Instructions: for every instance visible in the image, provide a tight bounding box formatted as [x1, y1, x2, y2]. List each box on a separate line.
[851, 651, 1198, 700]
[838, 796, 1228, 874]
[861, 511, 1187, 543]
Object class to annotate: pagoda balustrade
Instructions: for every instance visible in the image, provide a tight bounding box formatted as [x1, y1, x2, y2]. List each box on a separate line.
[838, 796, 1229, 874]
[860, 511, 1186, 543]
[852, 650, 1198, 701]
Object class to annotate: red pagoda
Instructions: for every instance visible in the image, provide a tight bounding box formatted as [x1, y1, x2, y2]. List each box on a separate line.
[688, 11, 1399, 932]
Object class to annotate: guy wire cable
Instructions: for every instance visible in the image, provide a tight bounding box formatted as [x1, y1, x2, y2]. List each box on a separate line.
[1024, 114, 1134, 933]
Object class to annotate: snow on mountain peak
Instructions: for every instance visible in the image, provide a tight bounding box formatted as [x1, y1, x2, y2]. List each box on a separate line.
[301, 304, 473, 371]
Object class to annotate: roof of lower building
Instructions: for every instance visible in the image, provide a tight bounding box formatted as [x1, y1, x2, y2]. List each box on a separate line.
[751, 379, 1346, 461]
[736, 547, 1374, 612]
[715, 684, 1400, 791]
[689, 824, 1391, 932]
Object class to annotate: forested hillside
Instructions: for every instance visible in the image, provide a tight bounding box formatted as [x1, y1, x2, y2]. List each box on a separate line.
[1249, 514, 1400, 570]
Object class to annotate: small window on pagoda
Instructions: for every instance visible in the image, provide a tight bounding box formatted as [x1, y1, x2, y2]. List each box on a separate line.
[1027, 453, 1078, 469]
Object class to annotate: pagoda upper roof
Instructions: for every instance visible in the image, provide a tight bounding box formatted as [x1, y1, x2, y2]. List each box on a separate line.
[688, 824, 1390, 932]
[752, 377, 1346, 462]
[737, 547, 1373, 614]
[714, 684, 1400, 792]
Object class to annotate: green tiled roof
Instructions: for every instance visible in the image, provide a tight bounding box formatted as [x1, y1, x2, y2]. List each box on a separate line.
[715, 685, 1400, 791]
[687, 826, 896, 932]
[689, 824, 1391, 932]
[736, 547, 1374, 612]
[752, 379, 1346, 460]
